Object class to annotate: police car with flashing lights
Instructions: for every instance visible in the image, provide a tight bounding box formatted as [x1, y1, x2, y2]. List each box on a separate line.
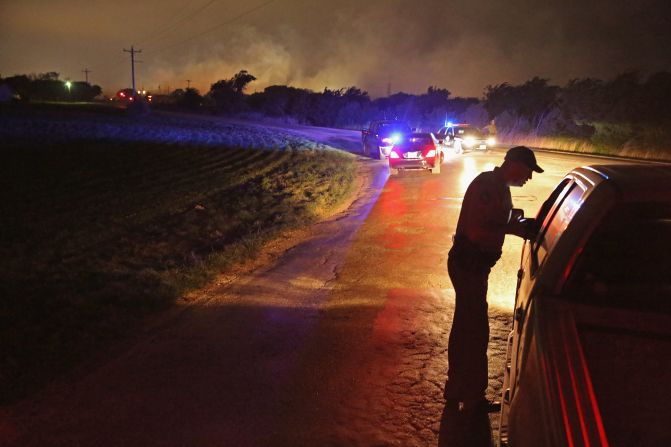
[435, 123, 495, 154]
[361, 120, 412, 159]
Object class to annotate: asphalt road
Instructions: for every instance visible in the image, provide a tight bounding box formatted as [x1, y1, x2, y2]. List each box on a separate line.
[4, 131, 639, 446]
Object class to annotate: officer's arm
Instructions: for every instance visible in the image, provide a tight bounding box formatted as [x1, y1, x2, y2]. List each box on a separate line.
[479, 183, 511, 231]
[506, 210, 538, 239]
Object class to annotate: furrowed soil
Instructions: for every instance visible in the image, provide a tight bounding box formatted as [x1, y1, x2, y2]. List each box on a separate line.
[0, 103, 358, 403]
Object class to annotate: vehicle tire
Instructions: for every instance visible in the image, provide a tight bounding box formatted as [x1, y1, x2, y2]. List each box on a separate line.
[375, 146, 384, 160]
[362, 142, 369, 157]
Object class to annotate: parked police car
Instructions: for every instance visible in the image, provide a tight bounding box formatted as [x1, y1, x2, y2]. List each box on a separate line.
[435, 123, 495, 154]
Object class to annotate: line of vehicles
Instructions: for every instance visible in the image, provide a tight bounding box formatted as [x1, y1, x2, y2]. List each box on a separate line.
[361, 119, 496, 175]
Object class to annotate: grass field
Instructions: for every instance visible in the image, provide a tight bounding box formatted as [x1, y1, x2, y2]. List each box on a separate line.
[0, 104, 357, 403]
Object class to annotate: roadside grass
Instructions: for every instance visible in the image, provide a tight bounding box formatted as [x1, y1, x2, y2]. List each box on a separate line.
[0, 136, 356, 404]
[499, 122, 671, 161]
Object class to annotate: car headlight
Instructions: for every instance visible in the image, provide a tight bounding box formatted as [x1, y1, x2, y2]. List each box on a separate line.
[464, 137, 476, 147]
[487, 137, 496, 146]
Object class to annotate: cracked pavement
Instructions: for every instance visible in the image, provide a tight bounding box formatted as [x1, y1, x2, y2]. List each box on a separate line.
[4, 147, 595, 446]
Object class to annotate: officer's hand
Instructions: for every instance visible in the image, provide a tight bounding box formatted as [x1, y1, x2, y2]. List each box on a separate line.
[510, 208, 524, 222]
[521, 218, 539, 240]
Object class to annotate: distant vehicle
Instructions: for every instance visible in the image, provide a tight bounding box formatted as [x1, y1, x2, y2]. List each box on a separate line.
[499, 164, 671, 447]
[435, 123, 495, 154]
[387, 132, 443, 175]
[113, 88, 153, 103]
[361, 120, 412, 159]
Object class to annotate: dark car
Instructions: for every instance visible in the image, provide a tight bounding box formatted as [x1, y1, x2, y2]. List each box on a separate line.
[498, 164, 671, 447]
[436, 123, 494, 153]
[362, 120, 412, 159]
[388, 132, 443, 175]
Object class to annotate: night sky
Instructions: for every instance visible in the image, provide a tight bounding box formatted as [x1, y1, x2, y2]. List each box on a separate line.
[2, 0, 670, 98]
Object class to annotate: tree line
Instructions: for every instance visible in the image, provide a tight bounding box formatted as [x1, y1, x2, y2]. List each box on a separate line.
[4, 69, 671, 140]
[168, 70, 671, 139]
[1, 72, 102, 102]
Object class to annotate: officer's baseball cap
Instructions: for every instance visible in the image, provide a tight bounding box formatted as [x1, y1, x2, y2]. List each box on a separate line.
[505, 146, 544, 173]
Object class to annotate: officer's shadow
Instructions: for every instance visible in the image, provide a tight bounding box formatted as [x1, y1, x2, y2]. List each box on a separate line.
[437, 402, 494, 447]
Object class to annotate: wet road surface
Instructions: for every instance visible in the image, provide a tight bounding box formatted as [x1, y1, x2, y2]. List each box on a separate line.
[3, 144, 636, 446]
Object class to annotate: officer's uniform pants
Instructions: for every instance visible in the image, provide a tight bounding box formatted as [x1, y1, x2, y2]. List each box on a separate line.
[444, 255, 490, 403]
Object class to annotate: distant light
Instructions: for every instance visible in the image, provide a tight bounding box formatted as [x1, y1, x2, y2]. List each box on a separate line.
[65, 81, 71, 88]
[446, 121, 453, 127]
[487, 137, 496, 146]
[142, 90, 146, 95]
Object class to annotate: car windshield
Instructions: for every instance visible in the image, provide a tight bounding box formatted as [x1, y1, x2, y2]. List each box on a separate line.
[396, 133, 433, 149]
[455, 126, 484, 138]
[565, 201, 671, 313]
[379, 122, 411, 135]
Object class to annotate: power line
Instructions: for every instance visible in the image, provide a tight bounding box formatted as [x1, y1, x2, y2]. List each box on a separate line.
[135, 1, 194, 44]
[147, 0, 276, 56]
[136, 0, 220, 47]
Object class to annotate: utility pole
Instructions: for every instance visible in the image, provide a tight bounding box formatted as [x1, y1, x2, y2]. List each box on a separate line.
[123, 45, 142, 94]
[387, 82, 391, 97]
[82, 68, 92, 84]
[186, 79, 191, 89]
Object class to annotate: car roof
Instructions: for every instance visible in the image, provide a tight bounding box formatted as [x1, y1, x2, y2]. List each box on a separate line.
[573, 164, 671, 202]
[375, 120, 409, 125]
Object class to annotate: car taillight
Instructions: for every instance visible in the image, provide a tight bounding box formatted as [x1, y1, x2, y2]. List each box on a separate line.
[389, 151, 400, 159]
[424, 148, 436, 158]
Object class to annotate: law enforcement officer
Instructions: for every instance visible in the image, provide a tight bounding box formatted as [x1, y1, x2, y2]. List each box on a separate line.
[444, 146, 543, 414]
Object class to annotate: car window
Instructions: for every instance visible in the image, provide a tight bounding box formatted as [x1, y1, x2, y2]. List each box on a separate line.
[565, 202, 671, 312]
[379, 123, 410, 134]
[534, 181, 584, 268]
[535, 179, 572, 230]
[533, 179, 583, 266]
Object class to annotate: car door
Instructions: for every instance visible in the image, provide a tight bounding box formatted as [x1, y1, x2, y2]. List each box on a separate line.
[507, 178, 576, 397]
[446, 126, 454, 146]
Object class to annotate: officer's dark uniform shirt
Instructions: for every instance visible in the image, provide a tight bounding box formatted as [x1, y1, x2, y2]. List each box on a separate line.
[455, 167, 513, 255]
